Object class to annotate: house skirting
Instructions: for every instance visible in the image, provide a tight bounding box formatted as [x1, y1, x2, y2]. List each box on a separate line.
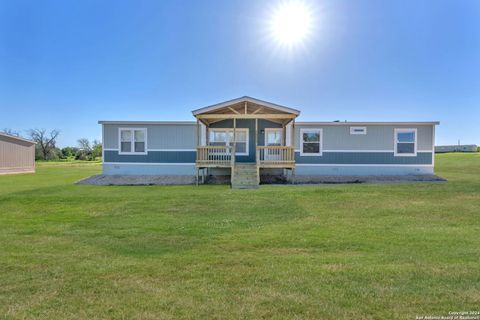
[295, 164, 433, 176]
[103, 162, 433, 176]
[103, 163, 195, 176]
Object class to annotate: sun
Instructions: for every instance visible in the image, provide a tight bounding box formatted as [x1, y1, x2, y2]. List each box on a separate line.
[269, 1, 313, 48]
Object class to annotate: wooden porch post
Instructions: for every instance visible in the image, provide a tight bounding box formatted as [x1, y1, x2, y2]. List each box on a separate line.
[255, 118, 258, 150]
[291, 118, 295, 184]
[255, 118, 259, 182]
[206, 126, 209, 145]
[196, 118, 199, 186]
[233, 117, 237, 153]
[196, 119, 200, 147]
[291, 119, 295, 148]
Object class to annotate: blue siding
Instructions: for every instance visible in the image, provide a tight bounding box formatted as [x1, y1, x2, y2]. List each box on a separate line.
[295, 152, 432, 165]
[295, 165, 433, 176]
[257, 120, 283, 147]
[210, 119, 282, 162]
[104, 150, 195, 163]
[105, 150, 432, 165]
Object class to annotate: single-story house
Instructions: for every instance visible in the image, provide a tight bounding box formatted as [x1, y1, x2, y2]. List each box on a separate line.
[0, 133, 36, 175]
[99, 96, 439, 187]
[435, 144, 477, 153]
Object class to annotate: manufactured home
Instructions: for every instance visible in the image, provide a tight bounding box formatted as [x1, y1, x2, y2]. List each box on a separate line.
[0, 133, 36, 175]
[99, 96, 438, 188]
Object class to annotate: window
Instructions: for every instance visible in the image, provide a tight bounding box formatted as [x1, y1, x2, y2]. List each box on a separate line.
[350, 127, 367, 135]
[394, 128, 417, 156]
[300, 128, 322, 156]
[265, 128, 282, 146]
[119, 128, 147, 154]
[209, 128, 249, 155]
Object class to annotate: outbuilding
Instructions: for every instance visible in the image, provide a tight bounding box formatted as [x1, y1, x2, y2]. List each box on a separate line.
[0, 133, 36, 175]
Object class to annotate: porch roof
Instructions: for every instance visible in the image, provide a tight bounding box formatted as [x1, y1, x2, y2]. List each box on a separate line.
[191, 96, 300, 117]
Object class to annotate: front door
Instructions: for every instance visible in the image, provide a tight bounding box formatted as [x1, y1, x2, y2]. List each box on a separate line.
[264, 128, 283, 160]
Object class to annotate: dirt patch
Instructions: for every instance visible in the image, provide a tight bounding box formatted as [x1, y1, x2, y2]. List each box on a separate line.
[288, 174, 447, 185]
[77, 175, 195, 186]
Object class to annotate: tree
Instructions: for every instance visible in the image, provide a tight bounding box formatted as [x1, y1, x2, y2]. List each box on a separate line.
[29, 129, 60, 160]
[92, 139, 102, 160]
[77, 138, 91, 152]
[76, 138, 92, 160]
[61, 147, 78, 159]
[76, 138, 102, 160]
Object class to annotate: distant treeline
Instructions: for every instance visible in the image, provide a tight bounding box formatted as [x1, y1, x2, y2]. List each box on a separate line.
[435, 145, 478, 153]
[2, 128, 101, 161]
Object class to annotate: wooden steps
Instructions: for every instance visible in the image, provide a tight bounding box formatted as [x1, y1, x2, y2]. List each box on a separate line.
[231, 164, 259, 189]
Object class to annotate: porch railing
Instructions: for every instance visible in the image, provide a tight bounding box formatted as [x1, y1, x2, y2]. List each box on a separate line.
[256, 146, 295, 168]
[196, 145, 235, 167]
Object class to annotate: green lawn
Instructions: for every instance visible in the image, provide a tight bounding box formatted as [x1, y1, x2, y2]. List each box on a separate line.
[1, 154, 479, 319]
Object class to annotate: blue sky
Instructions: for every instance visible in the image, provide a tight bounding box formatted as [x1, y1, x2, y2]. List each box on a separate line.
[0, 0, 478, 147]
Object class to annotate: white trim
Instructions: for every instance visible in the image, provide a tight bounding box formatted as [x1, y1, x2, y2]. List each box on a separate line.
[104, 162, 195, 166]
[101, 124, 105, 161]
[0, 132, 36, 144]
[118, 128, 148, 155]
[147, 149, 196, 152]
[350, 127, 367, 135]
[209, 128, 249, 156]
[102, 148, 438, 155]
[99, 121, 195, 125]
[394, 128, 417, 157]
[105, 148, 196, 152]
[297, 122, 440, 126]
[300, 128, 323, 156]
[192, 96, 300, 116]
[296, 163, 434, 167]
[99, 121, 440, 126]
[323, 149, 393, 153]
[432, 125, 435, 166]
[294, 149, 433, 153]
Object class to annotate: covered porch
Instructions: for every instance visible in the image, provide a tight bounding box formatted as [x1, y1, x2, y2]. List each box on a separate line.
[192, 97, 300, 186]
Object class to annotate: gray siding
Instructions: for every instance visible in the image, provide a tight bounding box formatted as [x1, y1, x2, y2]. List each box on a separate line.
[295, 165, 433, 176]
[295, 152, 432, 164]
[103, 123, 196, 150]
[101, 122, 436, 175]
[0, 135, 35, 175]
[294, 124, 434, 151]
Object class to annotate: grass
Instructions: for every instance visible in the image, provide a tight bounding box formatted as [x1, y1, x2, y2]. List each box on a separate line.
[0, 153, 479, 319]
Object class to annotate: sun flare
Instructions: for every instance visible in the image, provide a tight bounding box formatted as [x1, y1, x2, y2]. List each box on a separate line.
[269, 1, 313, 48]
